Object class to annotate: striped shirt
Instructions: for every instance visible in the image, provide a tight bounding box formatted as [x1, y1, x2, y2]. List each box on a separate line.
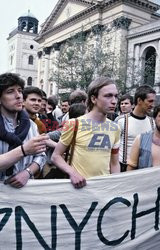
[115, 112, 154, 163]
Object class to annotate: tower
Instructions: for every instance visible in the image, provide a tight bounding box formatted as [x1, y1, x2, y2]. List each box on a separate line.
[7, 10, 39, 86]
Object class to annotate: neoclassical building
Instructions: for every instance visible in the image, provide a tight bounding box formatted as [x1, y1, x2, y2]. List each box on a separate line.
[35, 0, 160, 95]
[7, 11, 39, 86]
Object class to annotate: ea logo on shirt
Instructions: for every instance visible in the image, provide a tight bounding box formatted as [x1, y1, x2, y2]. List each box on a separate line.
[88, 134, 111, 150]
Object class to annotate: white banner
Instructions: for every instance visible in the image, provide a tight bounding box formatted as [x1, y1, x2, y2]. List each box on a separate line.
[0, 168, 160, 249]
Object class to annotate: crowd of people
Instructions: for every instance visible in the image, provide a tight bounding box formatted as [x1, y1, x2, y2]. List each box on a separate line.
[0, 72, 159, 189]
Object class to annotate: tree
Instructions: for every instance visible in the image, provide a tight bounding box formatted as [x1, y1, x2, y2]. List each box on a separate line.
[51, 25, 117, 93]
[50, 23, 157, 96]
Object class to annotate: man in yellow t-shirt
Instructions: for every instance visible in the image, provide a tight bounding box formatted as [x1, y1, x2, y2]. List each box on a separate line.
[52, 76, 120, 188]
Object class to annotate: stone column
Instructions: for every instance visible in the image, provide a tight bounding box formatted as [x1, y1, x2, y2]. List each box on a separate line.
[52, 42, 61, 95]
[91, 24, 105, 78]
[134, 44, 140, 68]
[155, 40, 160, 84]
[37, 51, 42, 88]
[134, 44, 142, 85]
[43, 47, 51, 95]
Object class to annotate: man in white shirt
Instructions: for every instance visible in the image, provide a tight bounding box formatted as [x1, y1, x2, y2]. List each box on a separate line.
[115, 85, 156, 172]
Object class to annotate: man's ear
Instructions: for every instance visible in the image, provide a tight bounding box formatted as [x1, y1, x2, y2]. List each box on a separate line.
[137, 97, 142, 104]
[91, 95, 96, 105]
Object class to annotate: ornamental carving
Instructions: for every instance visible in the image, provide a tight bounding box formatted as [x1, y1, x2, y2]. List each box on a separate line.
[43, 47, 51, 55]
[37, 51, 42, 58]
[91, 24, 105, 34]
[113, 17, 132, 30]
[52, 42, 61, 51]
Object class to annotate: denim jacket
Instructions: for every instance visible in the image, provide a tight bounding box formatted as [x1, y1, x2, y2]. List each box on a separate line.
[138, 131, 152, 169]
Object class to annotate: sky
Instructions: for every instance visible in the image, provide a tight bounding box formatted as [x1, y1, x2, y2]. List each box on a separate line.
[0, 0, 56, 73]
[0, 0, 160, 74]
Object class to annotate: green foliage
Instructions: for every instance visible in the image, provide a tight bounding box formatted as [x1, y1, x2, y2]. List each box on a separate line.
[51, 29, 116, 92]
[51, 27, 156, 95]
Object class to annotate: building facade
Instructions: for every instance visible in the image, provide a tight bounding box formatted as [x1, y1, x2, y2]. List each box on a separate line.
[7, 11, 39, 86]
[35, 0, 160, 95]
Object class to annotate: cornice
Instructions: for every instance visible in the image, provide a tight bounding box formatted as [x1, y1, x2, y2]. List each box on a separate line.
[103, 0, 159, 13]
[8, 29, 37, 40]
[35, 4, 99, 42]
[40, 0, 95, 35]
[36, 0, 160, 42]
[127, 26, 160, 39]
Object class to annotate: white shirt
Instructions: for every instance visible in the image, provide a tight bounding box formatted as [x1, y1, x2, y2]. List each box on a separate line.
[115, 113, 154, 163]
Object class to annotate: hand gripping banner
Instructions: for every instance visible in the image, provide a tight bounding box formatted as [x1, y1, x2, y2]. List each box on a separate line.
[0, 168, 160, 249]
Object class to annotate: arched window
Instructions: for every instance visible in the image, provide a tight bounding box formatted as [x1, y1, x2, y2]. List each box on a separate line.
[27, 77, 32, 86]
[28, 55, 33, 65]
[143, 46, 156, 86]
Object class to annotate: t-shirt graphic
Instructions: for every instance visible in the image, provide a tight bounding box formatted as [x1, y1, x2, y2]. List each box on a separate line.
[88, 134, 111, 151]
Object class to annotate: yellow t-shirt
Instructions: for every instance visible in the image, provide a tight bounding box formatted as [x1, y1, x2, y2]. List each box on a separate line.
[60, 115, 120, 178]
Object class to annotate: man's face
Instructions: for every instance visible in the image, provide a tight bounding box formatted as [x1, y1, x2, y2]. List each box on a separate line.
[61, 101, 69, 113]
[93, 84, 118, 115]
[155, 112, 160, 132]
[140, 93, 156, 115]
[46, 103, 53, 113]
[0, 85, 23, 114]
[24, 93, 42, 115]
[39, 99, 47, 114]
[120, 98, 133, 114]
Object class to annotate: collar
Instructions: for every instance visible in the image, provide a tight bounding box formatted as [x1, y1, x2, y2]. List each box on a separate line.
[130, 112, 146, 120]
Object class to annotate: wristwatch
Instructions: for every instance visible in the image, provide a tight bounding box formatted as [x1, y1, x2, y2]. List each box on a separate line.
[25, 168, 33, 178]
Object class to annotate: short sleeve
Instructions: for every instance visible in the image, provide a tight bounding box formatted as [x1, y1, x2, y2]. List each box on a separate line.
[60, 119, 76, 146]
[112, 123, 121, 150]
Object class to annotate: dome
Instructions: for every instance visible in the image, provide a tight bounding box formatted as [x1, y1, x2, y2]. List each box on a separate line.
[18, 10, 38, 34]
[20, 10, 37, 19]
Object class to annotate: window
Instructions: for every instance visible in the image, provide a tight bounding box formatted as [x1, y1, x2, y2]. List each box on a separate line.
[27, 77, 32, 86]
[144, 46, 156, 86]
[28, 55, 33, 65]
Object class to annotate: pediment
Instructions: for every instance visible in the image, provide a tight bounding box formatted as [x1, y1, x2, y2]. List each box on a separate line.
[39, 0, 96, 35]
[55, 2, 87, 26]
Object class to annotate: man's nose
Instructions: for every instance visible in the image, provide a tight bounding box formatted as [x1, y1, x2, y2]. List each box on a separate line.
[15, 91, 21, 98]
[35, 100, 40, 105]
[111, 96, 117, 104]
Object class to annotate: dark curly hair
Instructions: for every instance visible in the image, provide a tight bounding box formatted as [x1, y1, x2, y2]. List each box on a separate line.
[0, 73, 25, 97]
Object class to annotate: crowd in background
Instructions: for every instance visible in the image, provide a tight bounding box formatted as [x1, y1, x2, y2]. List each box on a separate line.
[0, 72, 159, 189]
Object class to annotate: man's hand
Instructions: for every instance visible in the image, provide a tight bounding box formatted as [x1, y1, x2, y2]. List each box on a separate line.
[23, 134, 49, 155]
[69, 169, 86, 188]
[5, 170, 30, 188]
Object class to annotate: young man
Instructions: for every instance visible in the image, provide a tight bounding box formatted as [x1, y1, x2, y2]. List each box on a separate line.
[118, 94, 134, 114]
[127, 104, 160, 170]
[52, 76, 120, 188]
[58, 99, 70, 123]
[39, 96, 59, 133]
[115, 85, 156, 172]
[23, 86, 47, 134]
[69, 90, 87, 105]
[43, 103, 87, 179]
[0, 73, 47, 188]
